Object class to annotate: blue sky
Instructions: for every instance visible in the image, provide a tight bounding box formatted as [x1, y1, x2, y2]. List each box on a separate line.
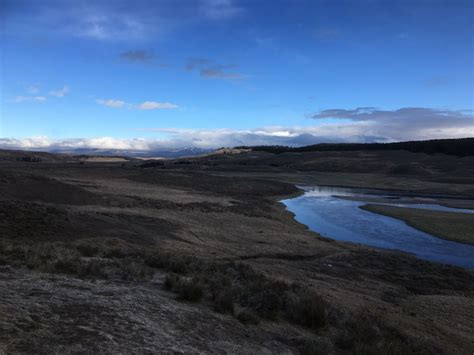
[1, 0, 473, 150]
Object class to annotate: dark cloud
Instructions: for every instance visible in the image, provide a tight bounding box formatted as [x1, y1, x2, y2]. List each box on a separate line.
[201, 65, 242, 79]
[185, 58, 244, 80]
[311, 107, 471, 125]
[310, 107, 474, 141]
[120, 50, 154, 63]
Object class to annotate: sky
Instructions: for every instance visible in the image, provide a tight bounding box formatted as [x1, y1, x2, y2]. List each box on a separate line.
[0, 0, 473, 151]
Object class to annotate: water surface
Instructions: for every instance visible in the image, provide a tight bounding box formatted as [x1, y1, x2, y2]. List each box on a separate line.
[281, 186, 474, 269]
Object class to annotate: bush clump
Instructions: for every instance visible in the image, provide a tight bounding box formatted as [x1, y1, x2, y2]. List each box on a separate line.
[163, 273, 179, 290]
[212, 289, 234, 314]
[336, 312, 440, 354]
[163, 274, 204, 302]
[75, 243, 99, 257]
[235, 308, 259, 325]
[298, 337, 333, 355]
[175, 278, 204, 302]
[158, 259, 329, 329]
[286, 290, 327, 329]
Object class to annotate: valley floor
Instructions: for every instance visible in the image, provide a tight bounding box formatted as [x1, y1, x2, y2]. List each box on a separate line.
[1, 158, 473, 354]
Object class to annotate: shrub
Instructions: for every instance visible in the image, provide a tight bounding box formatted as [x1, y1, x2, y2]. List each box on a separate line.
[207, 273, 232, 300]
[166, 259, 190, 274]
[298, 337, 333, 355]
[77, 259, 108, 279]
[244, 287, 283, 320]
[286, 290, 327, 329]
[337, 312, 383, 350]
[145, 253, 167, 269]
[76, 243, 99, 257]
[118, 260, 154, 281]
[175, 277, 204, 302]
[145, 252, 192, 274]
[52, 256, 81, 274]
[213, 289, 234, 314]
[163, 273, 180, 290]
[101, 239, 140, 259]
[235, 308, 260, 325]
[335, 311, 439, 354]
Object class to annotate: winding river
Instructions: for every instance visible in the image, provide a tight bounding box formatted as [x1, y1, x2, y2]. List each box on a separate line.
[281, 186, 474, 269]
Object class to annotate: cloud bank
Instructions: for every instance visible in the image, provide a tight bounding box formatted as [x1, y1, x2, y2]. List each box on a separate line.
[1, 108, 471, 151]
[310, 107, 474, 141]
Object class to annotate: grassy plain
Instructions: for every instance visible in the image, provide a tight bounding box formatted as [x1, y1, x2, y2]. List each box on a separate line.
[1, 148, 474, 353]
[360, 204, 474, 245]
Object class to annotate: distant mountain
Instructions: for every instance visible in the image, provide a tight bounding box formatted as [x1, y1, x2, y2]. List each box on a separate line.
[46, 147, 213, 158]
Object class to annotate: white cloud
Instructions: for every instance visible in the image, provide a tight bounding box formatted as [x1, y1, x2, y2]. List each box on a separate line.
[96, 99, 178, 110]
[0, 136, 53, 148]
[27, 85, 39, 94]
[49, 86, 70, 97]
[80, 137, 151, 150]
[12, 96, 46, 103]
[0, 136, 156, 151]
[11, 85, 46, 103]
[77, 13, 148, 40]
[4, 1, 246, 44]
[135, 101, 179, 110]
[96, 99, 125, 108]
[12, 96, 29, 103]
[200, 0, 243, 20]
[3, 2, 191, 42]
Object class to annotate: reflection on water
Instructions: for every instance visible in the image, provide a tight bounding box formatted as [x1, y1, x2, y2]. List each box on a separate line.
[281, 186, 474, 269]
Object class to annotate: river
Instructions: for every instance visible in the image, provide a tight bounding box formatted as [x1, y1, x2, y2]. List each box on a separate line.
[281, 186, 474, 269]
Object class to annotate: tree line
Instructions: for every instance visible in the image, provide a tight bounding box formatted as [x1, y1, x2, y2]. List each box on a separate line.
[236, 137, 474, 157]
